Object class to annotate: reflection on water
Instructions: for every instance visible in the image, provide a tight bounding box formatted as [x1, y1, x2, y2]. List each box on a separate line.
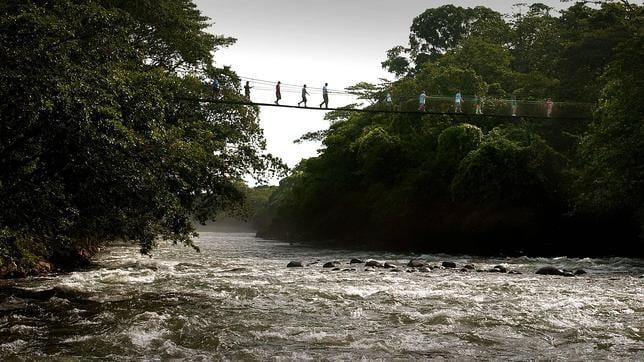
[1, 232, 642, 360]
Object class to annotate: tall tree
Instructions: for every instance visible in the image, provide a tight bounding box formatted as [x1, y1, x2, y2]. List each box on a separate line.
[0, 0, 279, 272]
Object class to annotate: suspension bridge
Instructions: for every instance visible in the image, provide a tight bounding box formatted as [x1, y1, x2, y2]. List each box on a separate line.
[193, 75, 595, 121]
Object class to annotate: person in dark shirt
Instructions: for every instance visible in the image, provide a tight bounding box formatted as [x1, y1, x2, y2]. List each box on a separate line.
[275, 81, 281, 105]
[297, 84, 309, 107]
[244, 81, 252, 100]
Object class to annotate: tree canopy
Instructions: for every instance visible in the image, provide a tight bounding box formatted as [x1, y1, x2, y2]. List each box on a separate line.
[258, 1, 643, 257]
[0, 0, 281, 275]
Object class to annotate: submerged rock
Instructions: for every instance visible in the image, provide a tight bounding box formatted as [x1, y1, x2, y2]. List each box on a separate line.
[365, 260, 384, 268]
[418, 267, 431, 273]
[323, 261, 340, 268]
[332, 267, 341, 271]
[364, 267, 376, 272]
[407, 259, 426, 268]
[287, 261, 304, 268]
[442, 261, 457, 268]
[574, 269, 587, 275]
[508, 270, 522, 275]
[536, 266, 565, 276]
[492, 265, 507, 273]
[349, 259, 364, 264]
[384, 262, 397, 269]
[463, 264, 475, 270]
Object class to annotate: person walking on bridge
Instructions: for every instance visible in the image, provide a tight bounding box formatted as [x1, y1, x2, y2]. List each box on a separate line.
[298, 84, 309, 107]
[275, 81, 281, 105]
[319, 83, 329, 109]
[244, 81, 253, 100]
[545, 98, 554, 117]
[474, 94, 483, 115]
[212, 78, 221, 99]
[419, 91, 427, 112]
[455, 91, 464, 113]
[511, 95, 518, 117]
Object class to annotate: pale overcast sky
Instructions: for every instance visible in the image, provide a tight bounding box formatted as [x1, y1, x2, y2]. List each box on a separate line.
[194, 0, 572, 181]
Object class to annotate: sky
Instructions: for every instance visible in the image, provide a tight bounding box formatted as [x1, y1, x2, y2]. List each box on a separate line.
[194, 0, 573, 181]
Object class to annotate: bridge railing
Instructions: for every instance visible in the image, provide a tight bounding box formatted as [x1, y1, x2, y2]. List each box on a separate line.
[389, 96, 594, 119]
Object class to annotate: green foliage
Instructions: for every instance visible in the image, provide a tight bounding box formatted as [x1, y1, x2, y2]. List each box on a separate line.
[436, 124, 483, 175]
[0, 0, 280, 271]
[259, 2, 643, 256]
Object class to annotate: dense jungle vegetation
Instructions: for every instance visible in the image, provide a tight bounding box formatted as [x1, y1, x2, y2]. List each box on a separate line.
[257, 1, 644, 256]
[0, 0, 281, 276]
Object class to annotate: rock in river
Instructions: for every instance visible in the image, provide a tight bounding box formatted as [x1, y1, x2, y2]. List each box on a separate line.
[384, 262, 397, 269]
[350, 259, 364, 264]
[536, 266, 574, 276]
[442, 261, 457, 268]
[287, 261, 304, 268]
[365, 260, 384, 268]
[323, 261, 340, 268]
[407, 259, 426, 268]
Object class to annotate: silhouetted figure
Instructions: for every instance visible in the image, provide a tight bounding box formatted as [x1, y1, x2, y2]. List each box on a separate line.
[454, 91, 463, 113]
[419, 91, 427, 112]
[244, 81, 252, 100]
[212, 79, 220, 98]
[545, 98, 554, 117]
[475, 94, 483, 115]
[298, 84, 309, 107]
[319, 83, 329, 108]
[275, 81, 281, 105]
[511, 95, 518, 117]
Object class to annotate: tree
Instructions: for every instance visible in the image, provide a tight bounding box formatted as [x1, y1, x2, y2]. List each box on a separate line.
[0, 0, 280, 274]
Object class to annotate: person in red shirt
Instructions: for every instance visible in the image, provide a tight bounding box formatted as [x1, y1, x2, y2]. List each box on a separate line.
[545, 98, 554, 117]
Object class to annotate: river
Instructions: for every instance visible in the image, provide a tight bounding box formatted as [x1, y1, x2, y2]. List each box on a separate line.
[1, 232, 642, 360]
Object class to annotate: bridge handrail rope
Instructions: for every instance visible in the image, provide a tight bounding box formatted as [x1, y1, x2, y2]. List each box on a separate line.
[179, 97, 592, 121]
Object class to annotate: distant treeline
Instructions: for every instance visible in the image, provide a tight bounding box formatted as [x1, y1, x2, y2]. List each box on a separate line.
[257, 2, 644, 257]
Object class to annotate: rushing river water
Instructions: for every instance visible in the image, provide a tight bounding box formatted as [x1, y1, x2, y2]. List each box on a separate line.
[0, 232, 643, 360]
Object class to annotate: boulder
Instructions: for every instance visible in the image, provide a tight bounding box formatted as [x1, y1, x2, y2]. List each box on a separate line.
[384, 262, 397, 269]
[442, 261, 457, 268]
[365, 260, 384, 268]
[349, 259, 364, 264]
[535, 266, 565, 276]
[418, 267, 431, 273]
[463, 264, 475, 270]
[323, 261, 340, 268]
[407, 259, 427, 268]
[492, 265, 507, 273]
[287, 261, 304, 268]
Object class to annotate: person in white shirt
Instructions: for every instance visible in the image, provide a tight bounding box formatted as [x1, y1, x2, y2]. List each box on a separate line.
[419, 91, 427, 112]
[455, 91, 463, 113]
[319, 83, 329, 108]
